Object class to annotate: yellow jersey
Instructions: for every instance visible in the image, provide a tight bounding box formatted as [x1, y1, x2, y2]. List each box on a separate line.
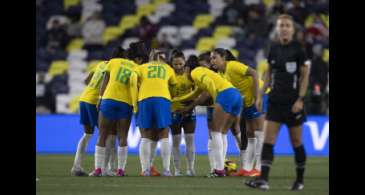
[191, 67, 233, 101]
[79, 61, 108, 104]
[171, 70, 195, 111]
[102, 58, 139, 105]
[135, 61, 177, 102]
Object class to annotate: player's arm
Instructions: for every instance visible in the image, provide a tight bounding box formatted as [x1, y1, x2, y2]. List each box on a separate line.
[172, 87, 202, 103]
[129, 71, 139, 113]
[97, 72, 109, 110]
[84, 72, 94, 85]
[245, 67, 260, 103]
[260, 64, 271, 97]
[202, 75, 218, 102]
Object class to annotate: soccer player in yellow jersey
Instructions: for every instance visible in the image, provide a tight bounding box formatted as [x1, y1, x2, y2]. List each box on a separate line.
[173, 62, 242, 177]
[90, 43, 148, 177]
[71, 60, 107, 176]
[169, 50, 196, 176]
[132, 50, 177, 176]
[211, 48, 264, 177]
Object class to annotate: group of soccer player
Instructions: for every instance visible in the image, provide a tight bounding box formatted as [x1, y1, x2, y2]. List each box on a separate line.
[70, 14, 309, 191]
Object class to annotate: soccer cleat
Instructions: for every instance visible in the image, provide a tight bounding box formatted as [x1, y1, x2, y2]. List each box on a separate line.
[103, 169, 116, 176]
[213, 169, 225, 177]
[89, 168, 102, 177]
[290, 181, 304, 191]
[231, 169, 254, 177]
[245, 178, 270, 191]
[186, 169, 196, 176]
[249, 169, 261, 177]
[150, 165, 161, 176]
[174, 170, 183, 176]
[162, 170, 172, 176]
[140, 170, 150, 176]
[71, 167, 88, 176]
[116, 169, 126, 177]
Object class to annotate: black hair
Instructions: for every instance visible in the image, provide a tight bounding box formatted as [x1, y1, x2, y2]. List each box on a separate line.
[185, 55, 199, 71]
[213, 48, 237, 61]
[128, 41, 149, 63]
[169, 49, 185, 63]
[198, 51, 211, 63]
[111, 45, 127, 58]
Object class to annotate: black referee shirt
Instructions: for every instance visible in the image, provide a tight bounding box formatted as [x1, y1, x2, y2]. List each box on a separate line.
[267, 40, 308, 105]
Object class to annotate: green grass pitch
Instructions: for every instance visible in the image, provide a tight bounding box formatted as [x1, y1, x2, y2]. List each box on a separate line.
[36, 154, 328, 195]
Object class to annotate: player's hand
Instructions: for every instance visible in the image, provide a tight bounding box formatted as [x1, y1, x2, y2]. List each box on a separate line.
[291, 99, 304, 113]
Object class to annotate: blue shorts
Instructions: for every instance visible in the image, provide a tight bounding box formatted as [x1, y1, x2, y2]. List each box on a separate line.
[171, 109, 196, 125]
[100, 99, 133, 120]
[262, 94, 268, 114]
[206, 107, 214, 122]
[242, 105, 261, 120]
[79, 101, 98, 128]
[137, 97, 172, 129]
[216, 88, 242, 116]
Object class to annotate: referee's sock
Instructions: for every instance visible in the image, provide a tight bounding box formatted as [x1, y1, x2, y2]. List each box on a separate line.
[294, 144, 306, 183]
[260, 143, 274, 182]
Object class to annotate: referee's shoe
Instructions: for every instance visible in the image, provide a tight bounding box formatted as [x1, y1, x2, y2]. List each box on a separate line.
[244, 178, 270, 191]
[290, 181, 304, 191]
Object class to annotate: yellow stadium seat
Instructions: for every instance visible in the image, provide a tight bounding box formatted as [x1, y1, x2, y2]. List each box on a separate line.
[69, 95, 80, 113]
[229, 49, 239, 59]
[263, 0, 274, 9]
[86, 60, 103, 73]
[322, 49, 329, 63]
[48, 61, 69, 76]
[193, 14, 213, 30]
[153, 0, 169, 6]
[119, 15, 140, 34]
[213, 26, 233, 40]
[102, 26, 123, 44]
[64, 0, 80, 10]
[196, 37, 216, 53]
[66, 38, 84, 52]
[137, 4, 156, 17]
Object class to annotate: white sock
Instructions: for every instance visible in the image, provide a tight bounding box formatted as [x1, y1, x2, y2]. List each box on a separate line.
[240, 150, 247, 170]
[73, 133, 92, 170]
[185, 133, 195, 171]
[95, 145, 106, 171]
[104, 135, 113, 171]
[243, 138, 257, 171]
[150, 140, 158, 166]
[108, 135, 117, 171]
[222, 133, 228, 160]
[117, 146, 128, 170]
[139, 138, 151, 172]
[207, 138, 215, 172]
[254, 131, 264, 171]
[211, 132, 224, 170]
[172, 134, 181, 172]
[234, 133, 241, 152]
[160, 138, 171, 172]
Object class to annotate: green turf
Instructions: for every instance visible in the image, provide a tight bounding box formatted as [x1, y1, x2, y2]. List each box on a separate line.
[36, 154, 328, 195]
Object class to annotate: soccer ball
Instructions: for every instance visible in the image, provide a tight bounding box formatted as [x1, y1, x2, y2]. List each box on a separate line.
[224, 160, 237, 176]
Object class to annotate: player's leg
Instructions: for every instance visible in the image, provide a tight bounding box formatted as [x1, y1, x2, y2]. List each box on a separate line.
[245, 120, 281, 190]
[157, 127, 171, 176]
[104, 123, 117, 176]
[182, 114, 196, 176]
[253, 115, 265, 175]
[170, 115, 183, 176]
[211, 103, 231, 176]
[288, 124, 306, 191]
[221, 116, 235, 161]
[206, 107, 216, 173]
[72, 102, 97, 176]
[115, 118, 131, 176]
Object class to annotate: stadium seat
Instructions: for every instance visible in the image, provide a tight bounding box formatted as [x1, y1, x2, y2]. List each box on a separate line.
[119, 15, 140, 35]
[179, 26, 197, 40]
[67, 50, 87, 61]
[66, 38, 84, 52]
[136, 0, 151, 6]
[153, 0, 169, 6]
[137, 3, 156, 17]
[229, 49, 239, 59]
[182, 49, 200, 58]
[196, 37, 215, 53]
[157, 25, 178, 42]
[122, 37, 140, 49]
[193, 14, 213, 30]
[86, 60, 104, 73]
[56, 94, 73, 113]
[48, 60, 69, 77]
[215, 38, 236, 49]
[155, 3, 175, 17]
[213, 26, 233, 40]
[63, 0, 80, 10]
[102, 26, 123, 44]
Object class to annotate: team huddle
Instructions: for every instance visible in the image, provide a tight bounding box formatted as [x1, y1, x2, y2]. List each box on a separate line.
[70, 14, 309, 191]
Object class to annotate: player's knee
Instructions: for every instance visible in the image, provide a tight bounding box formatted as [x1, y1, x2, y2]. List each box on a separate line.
[291, 137, 302, 148]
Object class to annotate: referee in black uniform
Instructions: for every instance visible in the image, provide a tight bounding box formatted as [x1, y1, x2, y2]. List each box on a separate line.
[245, 14, 310, 191]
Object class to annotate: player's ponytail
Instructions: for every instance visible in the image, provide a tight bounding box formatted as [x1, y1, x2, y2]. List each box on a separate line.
[225, 49, 237, 61]
[213, 48, 236, 61]
[149, 49, 166, 62]
[111, 45, 127, 59]
[128, 41, 149, 64]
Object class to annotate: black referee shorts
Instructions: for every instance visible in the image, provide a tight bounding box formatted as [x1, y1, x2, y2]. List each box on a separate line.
[266, 102, 306, 128]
